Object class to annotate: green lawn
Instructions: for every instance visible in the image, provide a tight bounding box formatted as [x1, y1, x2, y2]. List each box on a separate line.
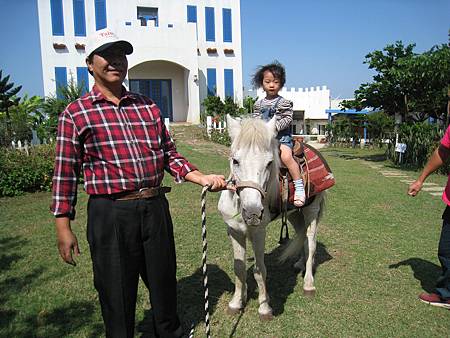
[1, 134, 449, 337]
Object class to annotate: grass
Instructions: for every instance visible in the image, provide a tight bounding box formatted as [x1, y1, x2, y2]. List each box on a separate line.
[1, 132, 450, 337]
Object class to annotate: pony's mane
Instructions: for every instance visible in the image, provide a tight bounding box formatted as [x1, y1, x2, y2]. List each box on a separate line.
[231, 118, 274, 153]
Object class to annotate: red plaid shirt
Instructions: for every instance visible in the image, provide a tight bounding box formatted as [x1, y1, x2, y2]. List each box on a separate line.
[51, 85, 197, 218]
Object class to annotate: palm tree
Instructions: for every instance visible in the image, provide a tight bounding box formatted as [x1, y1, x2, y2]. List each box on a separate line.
[0, 70, 22, 145]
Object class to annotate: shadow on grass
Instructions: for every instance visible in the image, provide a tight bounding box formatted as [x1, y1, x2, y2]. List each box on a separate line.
[388, 257, 441, 293]
[137, 264, 233, 337]
[245, 241, 333, 317]
[328, 152, 387, 162]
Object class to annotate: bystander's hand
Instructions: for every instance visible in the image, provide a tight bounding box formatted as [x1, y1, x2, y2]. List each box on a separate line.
[408, 180, 423, 197]
[201, 174, 227, 191]
[55, 218, 80, 266]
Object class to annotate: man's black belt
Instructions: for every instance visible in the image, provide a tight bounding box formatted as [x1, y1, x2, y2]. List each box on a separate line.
[107, 186, 171, 201]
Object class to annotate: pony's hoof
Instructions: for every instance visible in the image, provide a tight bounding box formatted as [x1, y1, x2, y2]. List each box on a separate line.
[303, 289, 316, 297]
[227, 306, 243, 316]
[259, 312, 274, 321]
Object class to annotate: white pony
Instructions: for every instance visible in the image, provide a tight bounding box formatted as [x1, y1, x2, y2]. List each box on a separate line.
[218, 115, 326, 320]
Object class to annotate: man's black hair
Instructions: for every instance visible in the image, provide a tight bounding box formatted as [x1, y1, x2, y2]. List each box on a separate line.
[251, 60, 286, 89]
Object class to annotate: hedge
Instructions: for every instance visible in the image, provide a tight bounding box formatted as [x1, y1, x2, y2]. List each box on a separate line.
[0, 144, 55, 197]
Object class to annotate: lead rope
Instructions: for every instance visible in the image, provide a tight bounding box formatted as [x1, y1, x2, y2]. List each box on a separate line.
[189, 185, 212, 338]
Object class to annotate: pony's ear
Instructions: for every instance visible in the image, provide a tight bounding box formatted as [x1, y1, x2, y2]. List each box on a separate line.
[267, 116, 277, 138]
[226, 114, 241, 141]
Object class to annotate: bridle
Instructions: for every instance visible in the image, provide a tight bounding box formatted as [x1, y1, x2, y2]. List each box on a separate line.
[228, 175, 267, 200]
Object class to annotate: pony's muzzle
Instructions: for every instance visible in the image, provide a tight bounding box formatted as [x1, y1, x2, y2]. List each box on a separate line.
[242, 207, 264, 226]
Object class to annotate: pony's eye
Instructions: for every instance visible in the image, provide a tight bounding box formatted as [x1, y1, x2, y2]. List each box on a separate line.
[267, 161, 273, 168]
[232, 158, 239, 166]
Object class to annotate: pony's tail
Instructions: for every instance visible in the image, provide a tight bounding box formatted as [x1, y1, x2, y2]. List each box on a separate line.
[278, 191, 327, 262]
[279, 234, 305, 262]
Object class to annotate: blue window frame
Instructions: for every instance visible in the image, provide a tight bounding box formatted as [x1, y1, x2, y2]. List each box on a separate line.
[73, 0, 86, 36]
[205, 7, 215, 42]
[50, 0, 64, 36]
[55, 67, 67, 99]
[222, 8, 232, 42]
[77, 67, 89, 94]
[224, 69, 234, 98]
[187, 5, 197, 22]
[95, 0, 107, 30]
[207, 68, 217, 96]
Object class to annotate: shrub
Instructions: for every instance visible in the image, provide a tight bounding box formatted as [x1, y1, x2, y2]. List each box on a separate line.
[386, 122, 448, 173]
[0, 144, 55, 196]
[206, 129, 231, 147]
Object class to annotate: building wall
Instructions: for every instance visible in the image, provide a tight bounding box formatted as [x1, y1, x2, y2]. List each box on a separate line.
[36, 0, 242, 123]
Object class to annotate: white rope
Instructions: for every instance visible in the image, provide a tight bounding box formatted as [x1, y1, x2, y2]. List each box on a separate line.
[189, 185, 211, 338]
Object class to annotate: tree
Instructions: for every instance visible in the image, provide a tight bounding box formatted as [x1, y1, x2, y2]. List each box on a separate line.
[366, 111, 394, 147]
[41, 77, 85, 138]
[0, 70, 22, 145]
[342, 42, 450, 123]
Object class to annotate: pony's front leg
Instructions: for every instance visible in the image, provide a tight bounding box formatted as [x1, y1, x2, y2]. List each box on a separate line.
[249, 227, 273, 320]
[303, 215, 318, 297]
[227, 226, 247, 314]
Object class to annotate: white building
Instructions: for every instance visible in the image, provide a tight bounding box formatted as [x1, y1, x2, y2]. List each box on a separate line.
[256, 86, 331, 135]
[36, 0, 243, 123]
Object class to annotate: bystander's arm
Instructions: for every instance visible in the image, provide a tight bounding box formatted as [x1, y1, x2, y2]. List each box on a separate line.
[184, 170, 227, 192]
[408, 145, 450, 196]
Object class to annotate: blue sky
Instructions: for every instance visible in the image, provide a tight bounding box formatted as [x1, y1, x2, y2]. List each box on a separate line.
[0, 0, 448, 98]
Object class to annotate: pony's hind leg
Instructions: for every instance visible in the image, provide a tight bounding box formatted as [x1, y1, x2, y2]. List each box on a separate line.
[249, 227, 273, 320]
[302, 204, 320, 296]
[227, 226, 247, 314]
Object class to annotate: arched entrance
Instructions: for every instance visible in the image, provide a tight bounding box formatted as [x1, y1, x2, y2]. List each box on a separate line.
[128, 60, 190, 122]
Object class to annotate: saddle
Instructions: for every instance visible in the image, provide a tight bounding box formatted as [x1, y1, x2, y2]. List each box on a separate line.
[279, 140, 335, 207]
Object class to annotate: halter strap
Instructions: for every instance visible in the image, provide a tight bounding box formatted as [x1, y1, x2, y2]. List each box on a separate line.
[235, 180, 267, 199]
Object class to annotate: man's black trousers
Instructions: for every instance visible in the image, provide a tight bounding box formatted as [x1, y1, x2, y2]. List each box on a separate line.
[87, 195, 184, 338]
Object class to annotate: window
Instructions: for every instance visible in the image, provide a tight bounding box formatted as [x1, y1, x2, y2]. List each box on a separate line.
[137, 7, 158, 27]
[224, 69, 234, 98]
[222, 8, 232, 42]
[50, 0, 64, 36]
[95, 0, 107, 30]
[206, 68, 216, 96]
[187, 5, 197, 23]
[205, 7, 215, 42]
[73, 0, 86, 36]
[55, 67, 67, 99]
[77, 67, 89, 94]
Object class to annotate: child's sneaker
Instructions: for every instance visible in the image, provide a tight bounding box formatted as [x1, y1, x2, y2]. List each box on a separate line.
[293, 179, 306, 207]
[294, 194, 306, 207]
[418, 292, 450, 309]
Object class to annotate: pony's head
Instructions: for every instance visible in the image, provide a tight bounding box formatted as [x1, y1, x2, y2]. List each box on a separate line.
[227, 114, 280, 226]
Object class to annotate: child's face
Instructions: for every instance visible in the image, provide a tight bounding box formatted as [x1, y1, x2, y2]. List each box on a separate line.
[262, 70, 281, 97]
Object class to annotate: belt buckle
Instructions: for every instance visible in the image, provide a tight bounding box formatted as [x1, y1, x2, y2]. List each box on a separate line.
[138, 187, 149, 198]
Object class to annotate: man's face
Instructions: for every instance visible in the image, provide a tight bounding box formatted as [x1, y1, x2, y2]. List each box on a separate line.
[87, 47, 128, 86]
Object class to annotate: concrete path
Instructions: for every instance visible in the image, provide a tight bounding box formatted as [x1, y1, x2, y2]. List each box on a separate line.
[362, 161, 444, 198]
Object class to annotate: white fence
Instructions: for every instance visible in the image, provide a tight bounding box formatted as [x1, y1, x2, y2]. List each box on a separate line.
[206, 116, 227, 135]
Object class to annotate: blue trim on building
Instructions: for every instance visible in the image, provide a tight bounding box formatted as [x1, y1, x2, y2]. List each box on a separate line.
[187, 5, 197, 22]
[205, 7, 215, 42]
[76, 67, 89, 94]
[55, 67, 67, 99]
[207, 68, 217, 96]
[50, 0, 64, 36]
[95, 0, 107, 30]
[224, 69, 234, 98]
[222, 8, 232, 42]
[73, 0, 86, 36]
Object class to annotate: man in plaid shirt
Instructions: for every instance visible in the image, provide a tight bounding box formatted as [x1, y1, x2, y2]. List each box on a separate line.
[51, 28, 227, 337]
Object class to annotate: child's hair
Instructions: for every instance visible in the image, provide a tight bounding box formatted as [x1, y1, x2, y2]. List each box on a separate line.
[251, 60, 286, 89]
